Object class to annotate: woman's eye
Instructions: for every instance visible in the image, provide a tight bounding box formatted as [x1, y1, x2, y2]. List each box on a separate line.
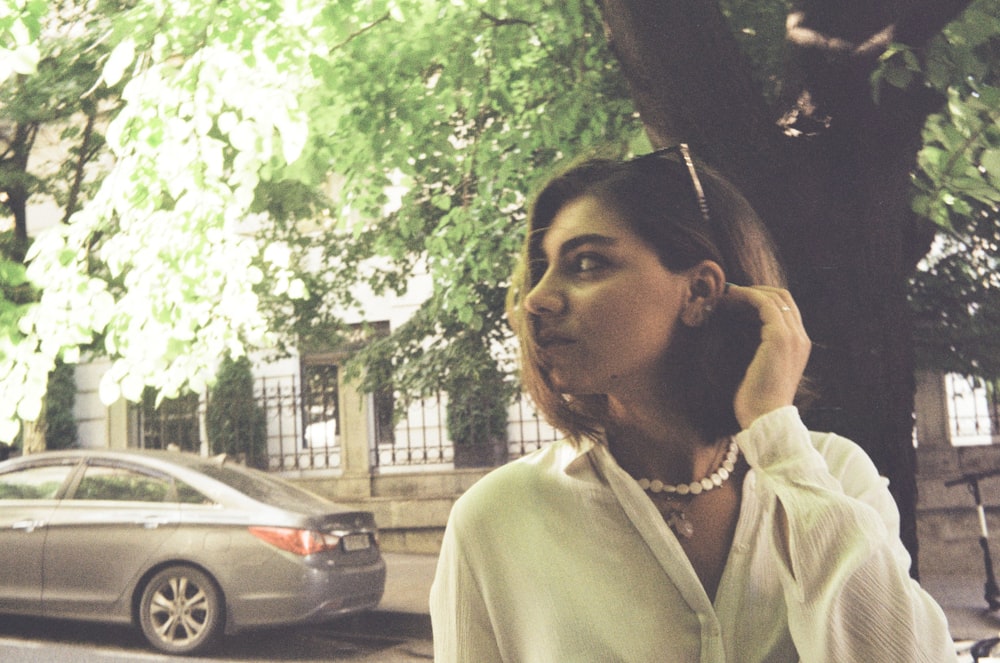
[572, 253, 607, 273]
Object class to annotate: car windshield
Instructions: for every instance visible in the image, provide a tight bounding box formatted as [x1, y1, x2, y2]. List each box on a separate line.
[194, 463, 333, 511]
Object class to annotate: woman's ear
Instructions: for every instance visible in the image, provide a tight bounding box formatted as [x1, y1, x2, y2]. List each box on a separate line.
[680, 261, 726, 327]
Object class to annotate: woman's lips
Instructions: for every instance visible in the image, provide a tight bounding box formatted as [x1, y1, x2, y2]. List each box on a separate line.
[536, 331, 576, 349]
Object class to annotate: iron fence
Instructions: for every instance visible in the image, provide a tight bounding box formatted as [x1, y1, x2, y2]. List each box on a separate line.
[375, 392, 451, 467]
[135, 375, 562, 473]
[372, 389, 562, 468]
[258, 375, 343, 471]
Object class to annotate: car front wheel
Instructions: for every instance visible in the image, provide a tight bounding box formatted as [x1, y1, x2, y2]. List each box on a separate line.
[138, 565, 224, 655]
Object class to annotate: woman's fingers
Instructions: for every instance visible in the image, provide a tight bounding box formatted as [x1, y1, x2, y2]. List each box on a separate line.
[721, 284, 811, 429]
[728, 284, 800, 324]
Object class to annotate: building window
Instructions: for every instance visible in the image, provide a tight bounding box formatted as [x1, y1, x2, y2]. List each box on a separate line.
[947, 374, 1000, 446]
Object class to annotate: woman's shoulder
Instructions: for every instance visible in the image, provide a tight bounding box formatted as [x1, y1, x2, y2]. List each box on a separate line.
[447, 439, 579, 525]
[457, 439, 576, 498]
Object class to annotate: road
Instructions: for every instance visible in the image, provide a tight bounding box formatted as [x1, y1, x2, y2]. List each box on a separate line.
[0, 614, 433, 663]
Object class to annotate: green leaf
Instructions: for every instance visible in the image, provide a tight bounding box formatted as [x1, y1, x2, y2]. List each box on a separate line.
[0, 261, 27, 288]
[980, 148, 1000, 186]
[102, 38, 134, 87]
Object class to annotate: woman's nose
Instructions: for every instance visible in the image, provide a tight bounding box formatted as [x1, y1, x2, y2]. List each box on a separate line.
[524, 277, 566, 316]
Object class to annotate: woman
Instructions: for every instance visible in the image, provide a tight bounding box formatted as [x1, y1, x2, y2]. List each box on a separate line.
[430, 146, 954, 662]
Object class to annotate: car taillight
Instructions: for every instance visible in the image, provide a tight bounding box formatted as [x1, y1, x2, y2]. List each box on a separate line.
[248, 526, 341, 556]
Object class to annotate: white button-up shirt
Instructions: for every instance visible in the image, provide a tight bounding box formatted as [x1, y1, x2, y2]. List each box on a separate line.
[430, 407, 955, 662]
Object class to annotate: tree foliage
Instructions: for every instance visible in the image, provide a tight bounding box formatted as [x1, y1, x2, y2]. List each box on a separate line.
[296, 0, 640, 401]
[0, 0, 998, 449]
[894, 0, 1000, 379]
[1, 0, 45, 83]
[0, 0, 641, 442]
[1, 0, 125, 441]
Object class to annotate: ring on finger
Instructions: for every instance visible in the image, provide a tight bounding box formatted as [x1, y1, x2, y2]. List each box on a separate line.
[779, 305, 792, 312]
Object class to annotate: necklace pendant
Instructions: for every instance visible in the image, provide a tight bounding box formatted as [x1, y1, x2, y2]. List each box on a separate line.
[668, 511, 694, 539]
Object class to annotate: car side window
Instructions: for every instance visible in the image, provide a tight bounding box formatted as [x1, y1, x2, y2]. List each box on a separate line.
[175, 480, 213, 505]
[74, 465, 173, 502]
[0, 464, 76, 500]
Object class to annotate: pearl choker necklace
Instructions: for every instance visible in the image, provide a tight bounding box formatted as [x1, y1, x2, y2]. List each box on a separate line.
[635, 438, 740, 496]
[635, 439, 740, 539]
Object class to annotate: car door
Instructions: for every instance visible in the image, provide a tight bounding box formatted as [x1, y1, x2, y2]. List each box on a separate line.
[0, 459, 78, 614]
[40, 461, 180, 620]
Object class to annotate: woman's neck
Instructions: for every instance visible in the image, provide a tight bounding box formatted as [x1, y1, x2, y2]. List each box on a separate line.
[605, 392, 721, 486]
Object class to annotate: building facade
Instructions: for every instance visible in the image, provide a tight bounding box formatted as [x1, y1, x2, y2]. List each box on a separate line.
[916, 370, 1000, 576]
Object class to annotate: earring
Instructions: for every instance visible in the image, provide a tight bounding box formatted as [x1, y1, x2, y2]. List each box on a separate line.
[687, 305, 711, 328]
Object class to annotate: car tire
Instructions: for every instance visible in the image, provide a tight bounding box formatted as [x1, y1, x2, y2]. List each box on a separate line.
[138, 565, 224, 655]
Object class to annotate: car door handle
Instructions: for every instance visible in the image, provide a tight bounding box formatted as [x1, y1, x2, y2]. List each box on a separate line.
[11, 519, 43, 532]
[137, 516, 170, 529]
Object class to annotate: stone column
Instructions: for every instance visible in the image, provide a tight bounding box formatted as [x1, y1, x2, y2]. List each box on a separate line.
[106, 398, 129, 449]
[914, 369, 958, 486]
[913, 369, 967, 575]
[914, 369, 950, 450]
[336, 370, 373, 500]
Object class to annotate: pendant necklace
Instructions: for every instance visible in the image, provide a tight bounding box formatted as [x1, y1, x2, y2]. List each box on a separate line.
[634, 438, 740, 539]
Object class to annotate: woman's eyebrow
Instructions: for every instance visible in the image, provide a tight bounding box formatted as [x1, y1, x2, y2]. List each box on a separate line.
[555, 233, 618, 258]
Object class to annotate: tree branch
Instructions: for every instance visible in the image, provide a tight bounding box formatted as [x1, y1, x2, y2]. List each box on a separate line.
[778, 0, 977, 129]
[786, 0, 974, 53]
[786, 10, 895, 58]
[332, 12, 391, 52]
[479, 10, 533, 29]
[62, 109, 96, 224]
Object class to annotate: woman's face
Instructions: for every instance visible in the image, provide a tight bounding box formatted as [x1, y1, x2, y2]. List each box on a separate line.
[524, 195, 693, 399]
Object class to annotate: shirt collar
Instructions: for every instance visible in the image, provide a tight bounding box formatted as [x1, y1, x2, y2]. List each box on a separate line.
[563, 434, 614, 486]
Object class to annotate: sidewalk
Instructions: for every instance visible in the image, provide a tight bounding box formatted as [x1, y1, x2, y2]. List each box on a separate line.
[373, 553, 1000, 646]
[922, 573, 1000, 643]
[379, 553, 439, 617]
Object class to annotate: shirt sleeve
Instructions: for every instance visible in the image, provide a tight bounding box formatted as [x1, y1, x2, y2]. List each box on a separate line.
[430, 503, 505, 663]
[736, 406, 956, 663]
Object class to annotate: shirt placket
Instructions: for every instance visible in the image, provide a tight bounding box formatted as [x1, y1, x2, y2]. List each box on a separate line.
[592, 444, 729, 662]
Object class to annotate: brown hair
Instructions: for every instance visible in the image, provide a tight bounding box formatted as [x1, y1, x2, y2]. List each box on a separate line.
[507, 152, 797, 444]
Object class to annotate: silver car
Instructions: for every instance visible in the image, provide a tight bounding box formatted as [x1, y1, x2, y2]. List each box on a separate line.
[0, 449, 386, 655]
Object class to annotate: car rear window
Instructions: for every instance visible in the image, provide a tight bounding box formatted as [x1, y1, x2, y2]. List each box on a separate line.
[194, 464, 332, 511]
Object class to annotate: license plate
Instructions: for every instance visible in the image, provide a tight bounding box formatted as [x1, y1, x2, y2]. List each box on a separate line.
[342, 533, 371, 552]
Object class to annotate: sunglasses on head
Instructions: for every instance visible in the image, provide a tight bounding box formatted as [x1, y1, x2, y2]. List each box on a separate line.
[632, 143, 711, 226]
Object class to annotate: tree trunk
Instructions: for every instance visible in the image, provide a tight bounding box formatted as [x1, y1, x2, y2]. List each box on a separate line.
[21, 398, 47, 455]
[62, 107, 98, 224]
[1, 121, 39, 262]
[597, 0, 975, 576]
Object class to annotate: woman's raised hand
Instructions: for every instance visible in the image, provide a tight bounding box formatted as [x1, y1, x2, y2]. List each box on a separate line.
[723, 284, 811, 430]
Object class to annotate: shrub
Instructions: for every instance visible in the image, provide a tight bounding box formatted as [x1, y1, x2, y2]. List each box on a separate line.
[206, 356, 268, 469]
[45, 360, 78, 450]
